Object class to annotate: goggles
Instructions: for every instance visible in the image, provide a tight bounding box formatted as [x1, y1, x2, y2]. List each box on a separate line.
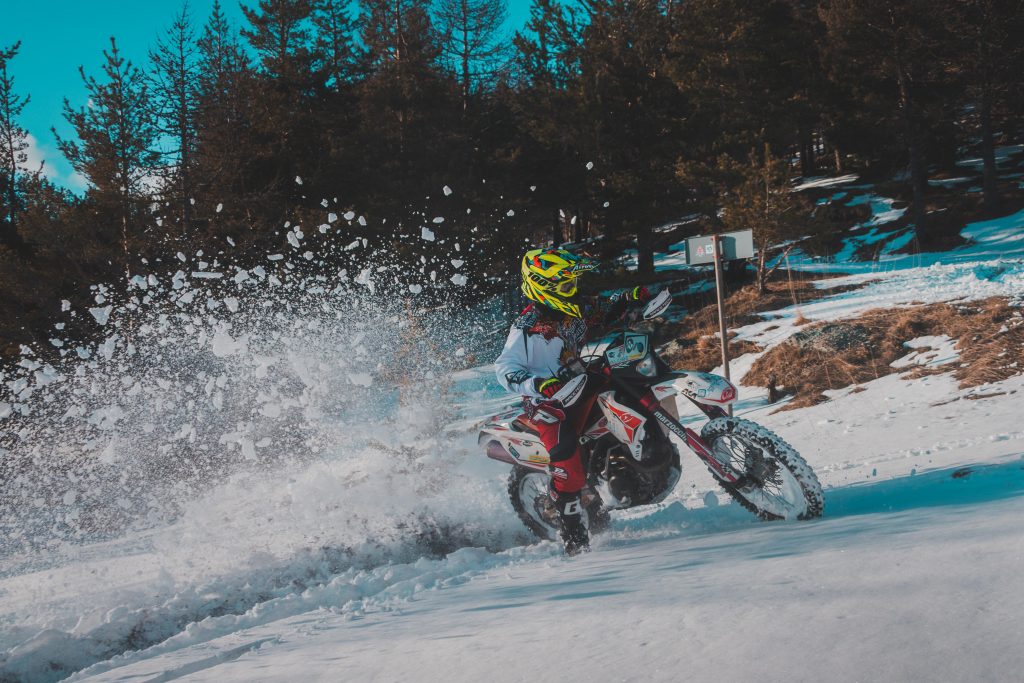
[554, 280, 578, 297]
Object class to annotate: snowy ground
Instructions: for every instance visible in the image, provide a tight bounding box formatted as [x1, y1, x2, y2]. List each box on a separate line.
[3, 202, 1024, 682]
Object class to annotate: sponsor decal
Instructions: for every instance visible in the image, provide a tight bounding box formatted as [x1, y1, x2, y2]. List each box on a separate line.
[604, 400, 644, 442]
[606, 333, 649, 366]
[504, 370, 530, 387]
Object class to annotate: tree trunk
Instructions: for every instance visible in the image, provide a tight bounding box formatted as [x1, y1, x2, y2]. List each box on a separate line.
[800, 128, 815, 177]
[896, 70, 928, 230]
[551, 207, 561, 246]
[979, 90, 1000, 215]
[636, 224, 654, 275]
[907, 135, 928, 230]
[756, 248, 768, 294]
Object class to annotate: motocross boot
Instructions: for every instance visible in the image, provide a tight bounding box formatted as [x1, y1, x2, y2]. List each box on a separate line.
[552, 490, 590, 556]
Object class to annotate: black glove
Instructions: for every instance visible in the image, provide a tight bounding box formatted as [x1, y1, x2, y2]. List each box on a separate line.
[624, 285, 650, 302]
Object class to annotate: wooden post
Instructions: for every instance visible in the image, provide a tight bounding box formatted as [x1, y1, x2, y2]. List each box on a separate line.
[712, 235, 732, 415]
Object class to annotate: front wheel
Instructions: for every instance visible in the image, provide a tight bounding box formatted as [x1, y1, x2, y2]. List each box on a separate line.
[700, 417, 823, 521]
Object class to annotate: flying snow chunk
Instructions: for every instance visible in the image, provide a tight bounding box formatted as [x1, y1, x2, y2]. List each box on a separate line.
[451, 274, 468, 286]
[268, 254, 284, 261]
[224, 297, 239, 312]
[357, 215, 367, 226]
[409, 284, 423, 294]
[227, 236, 235, 246]
[586, 161, 594, 170]
[328, 212, 338, 223]
[216, 203, 223, 213]
[443, 185, 453, 196]
[61, 300, 71, 312]
[348, 372, 373, 387]
[603, 201, 610, 208]
[177, 252, 187, 262]
[530, 185, 537, 192]
[451, 259, 464, 268]
[295, 176, 303, 185]
[344, 239, 361, 251]
[321, 199, 329, 207]
[343, 211, 355, 221]
[506, 209, 515, 217]
[287, 231, 301, 248]
[421, 226, 436, 241]
[319, 224, 330, 233]
[89, 306, 113, 325]
[432, 216, 444, 224]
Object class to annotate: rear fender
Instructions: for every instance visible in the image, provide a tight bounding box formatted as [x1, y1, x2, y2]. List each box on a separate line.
[478, 425, 550, 471]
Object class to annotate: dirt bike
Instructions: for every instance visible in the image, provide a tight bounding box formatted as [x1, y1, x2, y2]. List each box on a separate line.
[479, 290, 824, 542]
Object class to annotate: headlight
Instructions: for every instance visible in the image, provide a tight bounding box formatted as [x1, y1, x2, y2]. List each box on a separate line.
[636, 354, 657, 377]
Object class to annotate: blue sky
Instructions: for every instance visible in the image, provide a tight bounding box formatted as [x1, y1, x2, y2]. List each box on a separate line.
[1, 1, 532, 191]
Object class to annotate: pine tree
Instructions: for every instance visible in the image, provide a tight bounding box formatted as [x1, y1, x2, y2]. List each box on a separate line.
[511, 0, 588, 247]
[194, 1, 257, 237]
[719, 144, 805, 293]
[434, 0, 509, 111]
[312, 0, 360, 89]
[0, 42, 30, 249]
[356, 0, 454, 210]
[241, 0, 318, 87]
[575, 0, 684, 273]
[55, 38, 159, 276]
[949, 0, 1024, 214]
[819, 0, 952, 231]
[150, 4, 201, 236]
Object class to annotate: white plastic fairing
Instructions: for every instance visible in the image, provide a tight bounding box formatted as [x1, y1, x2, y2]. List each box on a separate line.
[650, 378, 679, 399]
[479, 421, 551, 471]
[596, 391, 647, 460]
[675, 371, 738, 406]
[552, 374, 587, 407]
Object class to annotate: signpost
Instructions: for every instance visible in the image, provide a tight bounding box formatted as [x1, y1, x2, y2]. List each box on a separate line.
[684, 230, 756, 414]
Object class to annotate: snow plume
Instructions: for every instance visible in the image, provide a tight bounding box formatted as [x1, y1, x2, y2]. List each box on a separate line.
[0, 236, 525, 681]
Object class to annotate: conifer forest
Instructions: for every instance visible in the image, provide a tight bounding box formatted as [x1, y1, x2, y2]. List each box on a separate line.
[1, 0, 1022, 354]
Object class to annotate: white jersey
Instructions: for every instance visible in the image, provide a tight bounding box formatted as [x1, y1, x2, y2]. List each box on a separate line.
[495, 325, 567, 399]
[494, 306, 589, 399]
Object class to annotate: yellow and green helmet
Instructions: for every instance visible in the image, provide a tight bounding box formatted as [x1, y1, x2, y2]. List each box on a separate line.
[521, 247, 599, 318]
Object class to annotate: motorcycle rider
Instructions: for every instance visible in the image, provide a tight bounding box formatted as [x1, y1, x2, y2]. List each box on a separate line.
[495, 247, 649, 554]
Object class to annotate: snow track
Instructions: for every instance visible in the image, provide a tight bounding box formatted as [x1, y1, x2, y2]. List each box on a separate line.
[4, 194, 1024, 682]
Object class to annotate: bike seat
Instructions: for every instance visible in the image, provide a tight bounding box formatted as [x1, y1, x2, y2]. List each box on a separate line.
[511, 415, 542, 436]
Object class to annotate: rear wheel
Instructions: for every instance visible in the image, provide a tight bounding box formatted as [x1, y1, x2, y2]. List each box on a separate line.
[507, 469, 605, 541]
[700, 417, 823, 521]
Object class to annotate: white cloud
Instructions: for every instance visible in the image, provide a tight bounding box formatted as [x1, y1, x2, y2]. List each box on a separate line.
[19, 133, 88, 192]
[20, 133, 47, 174]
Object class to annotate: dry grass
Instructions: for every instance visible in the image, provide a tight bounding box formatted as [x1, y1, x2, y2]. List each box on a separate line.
[743, 297, 1024, 410]
[655, 271, 867, 373]
[660, 335, 764, 373]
